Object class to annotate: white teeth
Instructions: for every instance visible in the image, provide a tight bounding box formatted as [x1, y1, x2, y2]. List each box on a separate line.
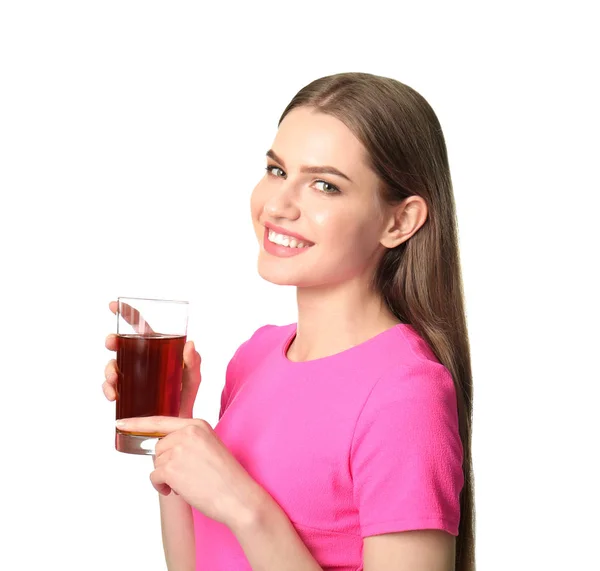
[267, 229, 310, 248]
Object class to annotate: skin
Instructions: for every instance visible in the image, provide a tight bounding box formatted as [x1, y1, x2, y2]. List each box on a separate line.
[102, 106, 455, 570]
[251, 106, 428, 362]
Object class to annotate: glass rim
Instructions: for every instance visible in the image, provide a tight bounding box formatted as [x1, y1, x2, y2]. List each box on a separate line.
[117, 296, 189, 305]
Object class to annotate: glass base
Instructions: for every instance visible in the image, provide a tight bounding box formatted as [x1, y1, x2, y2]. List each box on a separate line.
[116, 430, 159, 455]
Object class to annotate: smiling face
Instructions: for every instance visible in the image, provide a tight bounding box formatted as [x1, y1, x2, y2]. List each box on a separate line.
[250, 106, 392, 288]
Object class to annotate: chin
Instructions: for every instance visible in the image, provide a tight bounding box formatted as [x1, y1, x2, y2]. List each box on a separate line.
[256, 260, 319, 287]
[257, 265, 299, 286]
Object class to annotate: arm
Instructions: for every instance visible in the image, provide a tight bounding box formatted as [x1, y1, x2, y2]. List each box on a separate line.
[156, 349, 199, 571]
[231, 496, 455, 571]
[364, 530, 455, 571]
[103, 304, 201, 571]
[155, 455, 196, 571]
[156, 352, 198, 571]
[230, 490, 323, 571]
[126, 416, 322, 571]
[154, 332, 253, 570]
[351, 363, 463, 571]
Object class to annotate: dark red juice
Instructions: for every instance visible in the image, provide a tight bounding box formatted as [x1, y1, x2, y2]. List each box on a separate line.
[116, 334, 186, 436]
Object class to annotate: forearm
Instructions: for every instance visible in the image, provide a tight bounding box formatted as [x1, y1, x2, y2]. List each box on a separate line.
[230, 492, 322, 571]
[155, 457, 196, 571]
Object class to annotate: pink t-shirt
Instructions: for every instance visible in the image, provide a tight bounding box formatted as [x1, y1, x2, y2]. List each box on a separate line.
[192, 323, 464, 570]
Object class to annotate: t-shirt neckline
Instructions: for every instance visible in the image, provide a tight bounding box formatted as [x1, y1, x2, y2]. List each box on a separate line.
[280, 322, 409, 366]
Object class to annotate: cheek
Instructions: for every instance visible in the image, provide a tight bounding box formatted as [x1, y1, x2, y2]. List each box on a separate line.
[250, 182, 267, 228]
[313, 209, 354, 239]
[314, 208, 377, 251]
[250, 183, 261, 217]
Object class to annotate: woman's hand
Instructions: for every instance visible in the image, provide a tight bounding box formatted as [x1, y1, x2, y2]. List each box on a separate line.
[102, 300, 201, 418]
[115, 415, 265, 531]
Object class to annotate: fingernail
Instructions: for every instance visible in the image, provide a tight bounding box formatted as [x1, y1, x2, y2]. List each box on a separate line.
[116, 420, 127, 428]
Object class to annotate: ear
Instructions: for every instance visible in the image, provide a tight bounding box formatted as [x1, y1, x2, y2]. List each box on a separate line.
[380, 195, 428, 249]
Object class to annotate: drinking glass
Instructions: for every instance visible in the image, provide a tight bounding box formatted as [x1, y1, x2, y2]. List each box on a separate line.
[115, 296, 189, 455]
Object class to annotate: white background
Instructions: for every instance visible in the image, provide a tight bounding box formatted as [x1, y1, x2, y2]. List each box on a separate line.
[1, 1, 598, 569]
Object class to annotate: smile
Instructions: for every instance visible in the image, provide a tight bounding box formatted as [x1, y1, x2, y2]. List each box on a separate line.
[262, 227, 314, 258]
[267, 230, 311, 249]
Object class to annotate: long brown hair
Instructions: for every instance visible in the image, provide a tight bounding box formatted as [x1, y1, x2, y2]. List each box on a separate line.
[279, 72, 475, 570]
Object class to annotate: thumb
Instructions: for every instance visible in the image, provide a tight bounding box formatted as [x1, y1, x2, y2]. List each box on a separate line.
[180, 341, 201, 416]
[183, 340, 201, 375]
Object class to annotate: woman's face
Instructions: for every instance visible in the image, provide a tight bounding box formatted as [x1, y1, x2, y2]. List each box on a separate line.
[250, 106, 391, 288]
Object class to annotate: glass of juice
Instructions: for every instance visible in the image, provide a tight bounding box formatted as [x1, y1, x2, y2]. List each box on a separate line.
[115, 296, 189, 455]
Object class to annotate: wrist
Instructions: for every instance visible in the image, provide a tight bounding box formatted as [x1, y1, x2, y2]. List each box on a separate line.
[228, 482, 275, 535]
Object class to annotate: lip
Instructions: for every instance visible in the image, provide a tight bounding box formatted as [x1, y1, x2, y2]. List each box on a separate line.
[264, 222, 314, 246]
[262, 226, 314, 258]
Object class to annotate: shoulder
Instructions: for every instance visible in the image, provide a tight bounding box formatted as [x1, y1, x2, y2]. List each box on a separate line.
[350, 328, 464, 538]
[227, 322, 295, 376]
[354, 325, 460, 438]
[357, 363, 458, 436]
[373, 324, 457, 403]
[234, 322, 295, 358]
[394, 323, 448, 369]
[220, 323, 295, 417]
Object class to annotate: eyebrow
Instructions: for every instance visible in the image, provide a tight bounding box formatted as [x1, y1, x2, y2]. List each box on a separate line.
[266, 149, 353, 183]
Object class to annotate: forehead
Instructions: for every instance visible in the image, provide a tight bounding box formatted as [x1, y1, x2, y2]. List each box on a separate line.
[273, 107, 370, 176]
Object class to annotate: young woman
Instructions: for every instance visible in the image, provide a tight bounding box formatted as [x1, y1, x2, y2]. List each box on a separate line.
[103, 72, 475, 571]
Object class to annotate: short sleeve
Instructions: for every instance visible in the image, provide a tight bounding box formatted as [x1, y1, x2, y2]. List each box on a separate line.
[218, 357, 235, 420]
[218, 325, 278, 420]
[218, 345, 243, 420]
[350, 362, 464, 537]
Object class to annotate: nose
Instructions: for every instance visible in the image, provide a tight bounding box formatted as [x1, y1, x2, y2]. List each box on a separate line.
[263, 182, 301, 221]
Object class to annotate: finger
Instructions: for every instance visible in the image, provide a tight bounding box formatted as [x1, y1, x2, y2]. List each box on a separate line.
[109, 300, 118, 315]
[116, 416, 206, 435]
[180, 342, 201, 418]
[183, 340, 200, 369]
[153, 429, 190, 456]
[154, 442, 180, 470]
[103, 359, 119, 401]
[182, 341, 201, 386]
[102, 380, 117, 401]
[105, 334, 119, 351]
[152, 449, 180, 495]
[104, 359, 119, 381]
[150, 468, 172, 496]
[154, 433, 171, 458]
[154, 450, 171, 470]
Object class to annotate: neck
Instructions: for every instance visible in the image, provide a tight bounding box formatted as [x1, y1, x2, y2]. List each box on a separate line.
[289, 277, 401, 362]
